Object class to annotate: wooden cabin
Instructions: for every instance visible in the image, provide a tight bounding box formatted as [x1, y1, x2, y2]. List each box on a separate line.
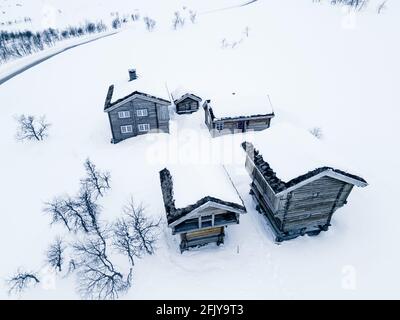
[241, 123, 367, 242]
[202, 91, 275, 137]
[103, 70, 171, 144]
[171, 88, 202, 114]
[159, 166, 246, 252]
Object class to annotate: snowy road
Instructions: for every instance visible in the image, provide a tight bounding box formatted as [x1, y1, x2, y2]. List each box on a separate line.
[200, 0, 258, 14]
[0, 0, 258, 86]
[0, 31, 119, 86]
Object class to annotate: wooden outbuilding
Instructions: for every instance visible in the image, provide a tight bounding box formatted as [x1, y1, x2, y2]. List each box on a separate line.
[171, 88, 202, 114]
[159, 166, 246, 252]
[104, 70, 171, 144]
[203, 91, 275, 137]
[241, 123, 368, 242]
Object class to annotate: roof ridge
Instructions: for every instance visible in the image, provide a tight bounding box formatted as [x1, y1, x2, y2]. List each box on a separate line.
[241, 141, 367, 193]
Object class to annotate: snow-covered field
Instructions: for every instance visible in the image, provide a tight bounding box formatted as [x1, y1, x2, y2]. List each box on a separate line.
[0, 0, 399, 299]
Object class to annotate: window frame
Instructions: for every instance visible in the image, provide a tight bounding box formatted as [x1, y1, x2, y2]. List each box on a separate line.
[138, 123, 150, 132]
[199, 215, 214, 228]
[136, 109, 148, 117]
[215, 122, 224, 131]
[120, 125, 133, 134]
[118, 111, 131, 119]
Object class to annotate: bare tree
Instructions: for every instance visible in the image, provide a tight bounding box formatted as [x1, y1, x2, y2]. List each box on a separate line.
[45, 159, 109, 233]
[15, 114, 50, 141]
[189, 10, 197, 24]
[7, 269, 40, 295]
[73, 234, 131, 300]
[143, 16, 156, 31]
[76, 184, 102, 233]
[81, 159, 111, 199]
[309, 127, 323, 139]
[64, 195, 92, 233]
[221, 38, 228, 48]
[46, 237, 65, 272]
[44, 196, 92, 233]
[67, 259, 77, 275]
[44, 197, 72, 232]
[172, 11, 185, 30]
[122, 199, 160, 256]
[113, 218, 137, 266]
[243, 26, 250, 37]
[113, 199, 160, 267]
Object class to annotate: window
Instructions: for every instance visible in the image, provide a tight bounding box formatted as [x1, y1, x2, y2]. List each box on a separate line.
[138, 124, 150, 132]
[136, 109, 148, 117]
[200, 215, 213, 228]
[121, 125, 133, 134]
[215, 122, 224, 131]
[118, 111, 131, 119]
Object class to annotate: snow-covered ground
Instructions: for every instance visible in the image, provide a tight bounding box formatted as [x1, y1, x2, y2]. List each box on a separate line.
[0, 0, 399, 299]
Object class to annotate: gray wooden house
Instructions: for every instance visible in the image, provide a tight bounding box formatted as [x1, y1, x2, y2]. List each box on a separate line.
[159, 166, 246, 252]
[104, 70, 171, 144]
[203, 91, 275, 137]
[171, 88, 202, 114]
[241, 124, 367, 242]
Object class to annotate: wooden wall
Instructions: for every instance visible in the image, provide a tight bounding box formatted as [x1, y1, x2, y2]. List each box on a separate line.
[203, 104, 272, 137]
[108, 97, 169, 143]
[180, 227, 225, 252]
[176, 97, 199, 114]
[245, 151, 356, 240]
[275, 176, 354, 233]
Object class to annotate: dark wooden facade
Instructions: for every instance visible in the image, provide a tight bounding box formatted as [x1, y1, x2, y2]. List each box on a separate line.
[242, 142, 367, 242]
[173, 93, 202, 114]
[203, 100, 274, 138]
[159, 168, 246, 252]
[104, 85, 170, 143]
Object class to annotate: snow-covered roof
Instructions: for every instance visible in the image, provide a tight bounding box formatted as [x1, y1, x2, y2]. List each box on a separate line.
[167, 164, 243, 209]
[171, 87, 202, 104]
[208, 91, 274, 119]
[244, 122, 367, 187]
[110, 77, 171, 105]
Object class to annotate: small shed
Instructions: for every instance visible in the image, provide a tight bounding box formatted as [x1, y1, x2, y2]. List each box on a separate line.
[203, 91, 275, 137]
[159, 165, 246, 252]
[171, 88, 202, 114]
[241, 123, 367, 242]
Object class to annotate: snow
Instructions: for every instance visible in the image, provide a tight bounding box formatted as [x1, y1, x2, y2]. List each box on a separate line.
[170, 86, 200, 102]
[245, 122, 361, 182]
[208, 90, 274, 119]
[110, 76, 171, 104]
[168, 164, 243, 209]
[0, 0, 400, 300]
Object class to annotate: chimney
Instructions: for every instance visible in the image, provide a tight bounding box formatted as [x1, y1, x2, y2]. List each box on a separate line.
[128, 69, 137, 81]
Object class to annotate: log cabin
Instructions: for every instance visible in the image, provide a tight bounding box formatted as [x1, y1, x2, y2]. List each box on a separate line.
[241, 123, 367, 242]
[202, 91, 275, 137]
[159, 166, 246, 252]
[104, 70, 171, 144]
[171, 88, 202, 114]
